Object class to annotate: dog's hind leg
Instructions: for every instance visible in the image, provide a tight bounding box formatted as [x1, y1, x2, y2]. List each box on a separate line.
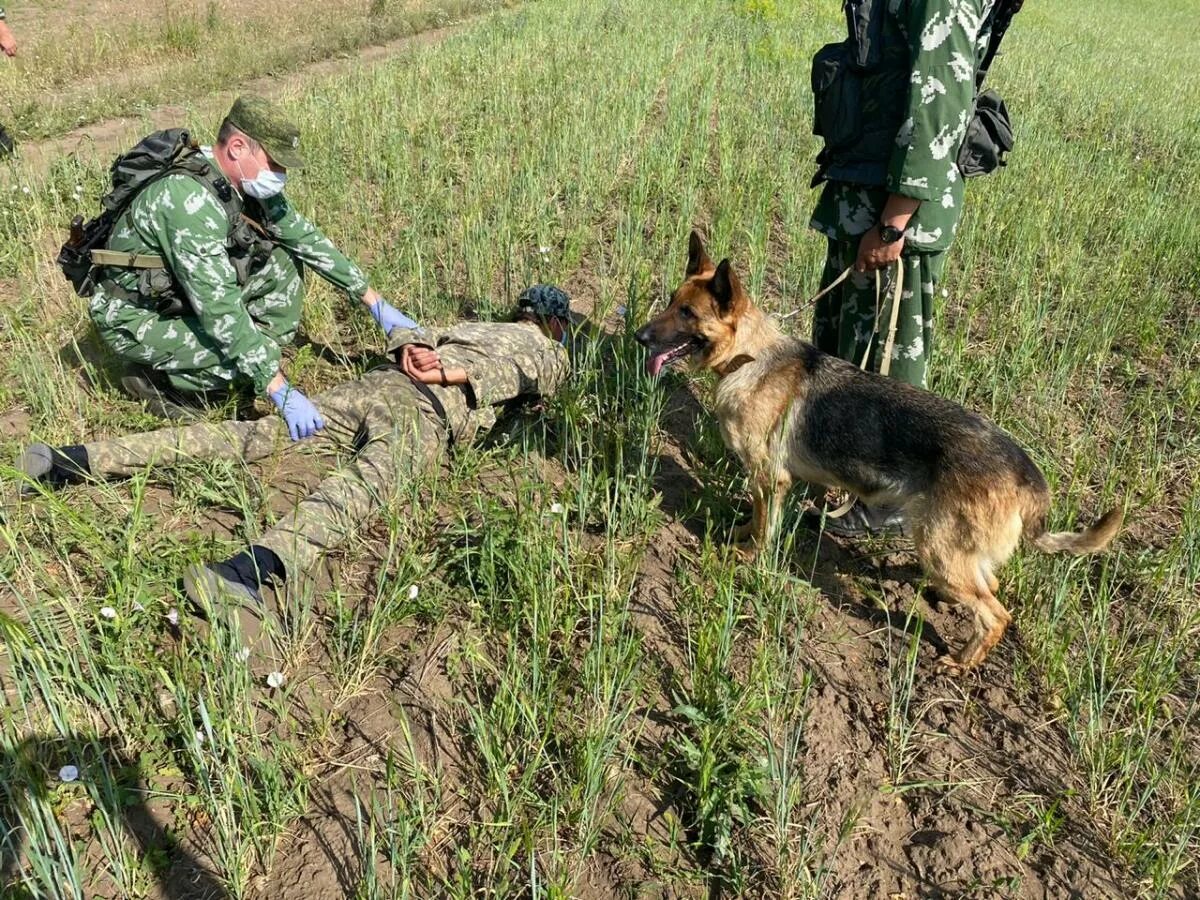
[920, 542, 1012, 674]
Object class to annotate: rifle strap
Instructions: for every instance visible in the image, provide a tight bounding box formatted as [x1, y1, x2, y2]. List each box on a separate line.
[90, 249, 166, 268]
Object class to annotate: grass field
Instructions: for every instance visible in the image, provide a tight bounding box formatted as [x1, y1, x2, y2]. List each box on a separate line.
[1, 0, 1198, 897]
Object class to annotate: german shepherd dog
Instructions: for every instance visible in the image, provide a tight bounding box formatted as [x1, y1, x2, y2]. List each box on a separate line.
[636, 232, 1122, 672]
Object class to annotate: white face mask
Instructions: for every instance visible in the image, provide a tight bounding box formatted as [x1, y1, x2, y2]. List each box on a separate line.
[235, 155, 287, 199]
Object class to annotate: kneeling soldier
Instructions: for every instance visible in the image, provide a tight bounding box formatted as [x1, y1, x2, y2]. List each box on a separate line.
[18, 287, 574, 654]
[86, 94, 417, 429]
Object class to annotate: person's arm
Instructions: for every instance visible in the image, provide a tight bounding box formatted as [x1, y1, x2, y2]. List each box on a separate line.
[860, 0, 978, 270]
[255, 193, 372, 303]
[0, 8, 18, 57]
[434, 324, 570, 407]
[140, 176, 282, 395]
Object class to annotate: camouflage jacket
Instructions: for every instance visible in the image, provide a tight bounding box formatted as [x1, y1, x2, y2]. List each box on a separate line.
[385, 321, 570, 441]
[95, 148, 369, 393]
[811, 0, 996, 253]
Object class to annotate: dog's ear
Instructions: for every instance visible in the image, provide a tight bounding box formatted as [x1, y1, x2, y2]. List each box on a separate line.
[686, 230, 714, 278]
[710, 258, 745, 316]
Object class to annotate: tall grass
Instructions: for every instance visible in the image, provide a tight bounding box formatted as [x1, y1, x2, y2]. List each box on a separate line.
[1, 0, 1197, 895]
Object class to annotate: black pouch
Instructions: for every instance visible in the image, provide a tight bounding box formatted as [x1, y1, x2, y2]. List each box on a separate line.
[136, 268, 190, 317]
[811, 42, 862, 154]
[957, 89, 1014, 178]
[811, 0, 885, 158]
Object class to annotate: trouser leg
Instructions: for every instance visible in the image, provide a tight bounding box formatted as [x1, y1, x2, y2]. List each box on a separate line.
[812, 238, 877, 368]
[880, 251, 942, 389]
[81, 417, 286, 477]
[256, 370, 448, 576]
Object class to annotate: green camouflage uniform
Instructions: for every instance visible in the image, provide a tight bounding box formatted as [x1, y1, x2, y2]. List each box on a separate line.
[75, 321, 568, 574]
[88, 148, 369, 395]
[810, 0, 995, 388]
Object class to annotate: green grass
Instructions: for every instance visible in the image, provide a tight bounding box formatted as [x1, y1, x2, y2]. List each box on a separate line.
[2, 0, 1199, 896]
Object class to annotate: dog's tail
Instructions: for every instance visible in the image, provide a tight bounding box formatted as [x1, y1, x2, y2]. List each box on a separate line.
[1030, 506, 1124, 556]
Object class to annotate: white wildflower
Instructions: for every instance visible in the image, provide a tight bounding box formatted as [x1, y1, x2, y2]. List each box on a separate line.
[58, 765, 79, 783]
[166, 607, 180, 626]
[235, 647, 251, 663]
[195, 730, 206, 746]
[266, 671, 286, 689]
[549, 501, 565, 515]
[99, 606, 117, 620]
[407, 584, 419, 601]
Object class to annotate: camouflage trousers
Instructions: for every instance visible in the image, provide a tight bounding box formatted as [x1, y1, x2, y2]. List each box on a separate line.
[89, 247, 305, 393]
[812, 239, 946, 389]
[79, 366, 460, 575]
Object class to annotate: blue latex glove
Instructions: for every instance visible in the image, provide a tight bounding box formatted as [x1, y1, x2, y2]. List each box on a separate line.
[369, 298, 420, 334]
[269, 382, 325, 441]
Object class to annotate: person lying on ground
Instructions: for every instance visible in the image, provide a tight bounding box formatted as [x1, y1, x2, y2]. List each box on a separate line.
[16, 285, 575, 652]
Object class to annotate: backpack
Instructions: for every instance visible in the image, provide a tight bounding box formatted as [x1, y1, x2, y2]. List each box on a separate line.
[56, 129, 199, 297]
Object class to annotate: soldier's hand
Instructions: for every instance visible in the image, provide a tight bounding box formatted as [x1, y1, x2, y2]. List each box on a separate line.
[0, 22, 17, 57]
[855, 226, 905, 272]
[269, 381, 325, 442]
[400, 345, 467, 387]
[404, 345, 443, 373]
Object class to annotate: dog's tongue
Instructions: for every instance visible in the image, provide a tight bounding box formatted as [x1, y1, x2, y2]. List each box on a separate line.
[646, 350, 670, 378]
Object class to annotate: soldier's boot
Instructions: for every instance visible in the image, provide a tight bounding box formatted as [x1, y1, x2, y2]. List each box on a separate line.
[0, 124, 14, 158]
[182, 546, 288, 670]
[14, 443, 91, 494]
[120, 365, 247, 422]
[802, 498, 908, 539]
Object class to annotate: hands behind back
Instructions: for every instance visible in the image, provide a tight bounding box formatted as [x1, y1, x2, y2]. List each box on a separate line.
[399, 344, 468, 387]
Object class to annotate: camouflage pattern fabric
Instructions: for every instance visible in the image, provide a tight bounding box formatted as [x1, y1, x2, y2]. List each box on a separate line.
[88, 148, 369, 395]
[79, 320, 568, 574]
[812, 239, 945, 389]
[811, 0, 996, 252]
[810, 0, 994, 385]
[92, 246, 304, 393]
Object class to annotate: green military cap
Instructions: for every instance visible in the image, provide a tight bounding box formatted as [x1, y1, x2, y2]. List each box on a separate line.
[224, 94, 305, 169]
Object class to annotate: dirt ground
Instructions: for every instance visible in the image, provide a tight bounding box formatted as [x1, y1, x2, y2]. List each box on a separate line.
[0, 4, 1177, 898]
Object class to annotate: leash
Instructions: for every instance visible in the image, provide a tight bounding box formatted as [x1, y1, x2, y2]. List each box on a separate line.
[858, 259, 905, 376]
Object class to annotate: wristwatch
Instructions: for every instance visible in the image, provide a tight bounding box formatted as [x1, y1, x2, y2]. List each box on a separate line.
[878, 223, 905, 244]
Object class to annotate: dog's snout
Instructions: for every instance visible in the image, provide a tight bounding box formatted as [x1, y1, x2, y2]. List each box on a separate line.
[634, 325, 653, 347]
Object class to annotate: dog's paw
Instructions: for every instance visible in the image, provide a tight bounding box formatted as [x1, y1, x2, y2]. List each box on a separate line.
[733, 540, 759, 562]
[935, 654, 968, 677]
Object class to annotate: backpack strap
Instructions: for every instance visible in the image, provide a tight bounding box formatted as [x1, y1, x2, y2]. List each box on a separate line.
[977, 0, 1024, 88]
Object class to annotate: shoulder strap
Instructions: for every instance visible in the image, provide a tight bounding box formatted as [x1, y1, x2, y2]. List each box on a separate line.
[977, 0, 1024, 88]
[168, 149, 244, 228]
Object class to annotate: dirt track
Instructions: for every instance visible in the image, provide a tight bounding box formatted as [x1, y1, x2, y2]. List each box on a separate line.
[8, 19, 474, 176]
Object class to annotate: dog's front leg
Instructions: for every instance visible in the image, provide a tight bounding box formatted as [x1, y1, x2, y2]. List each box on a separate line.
[735, 471, 791, 562]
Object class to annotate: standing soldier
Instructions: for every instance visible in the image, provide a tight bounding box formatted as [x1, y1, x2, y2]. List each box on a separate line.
[807, 0, 1019, 535]
[0, 5, 17, 155]
[85, 94, 418, 432]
